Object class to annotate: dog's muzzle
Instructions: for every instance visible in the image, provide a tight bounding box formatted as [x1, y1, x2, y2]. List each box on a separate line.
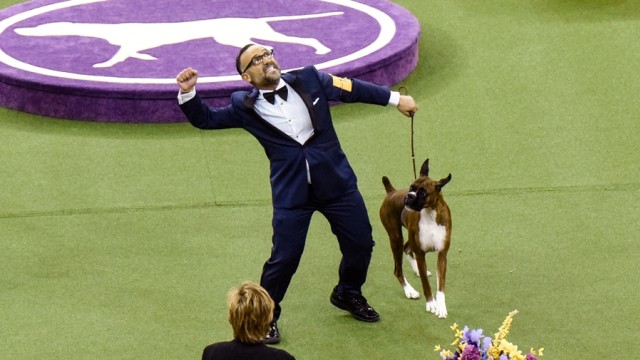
[404, 191, 423, 212]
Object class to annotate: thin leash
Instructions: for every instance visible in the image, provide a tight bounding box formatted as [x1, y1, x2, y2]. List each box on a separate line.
[398, 86, 417, 179]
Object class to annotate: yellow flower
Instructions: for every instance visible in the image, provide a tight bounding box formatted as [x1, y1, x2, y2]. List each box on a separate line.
[494, 310, 518, 343]
[529, 347, 545, 357]
[499, 339, 524, 360]
[487, 345, 500, 359]
[499, 339, 517, 353]
[436, 311, 543, 360]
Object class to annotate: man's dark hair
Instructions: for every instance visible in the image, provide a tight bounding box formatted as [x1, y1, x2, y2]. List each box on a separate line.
[236, 43, 256, 74]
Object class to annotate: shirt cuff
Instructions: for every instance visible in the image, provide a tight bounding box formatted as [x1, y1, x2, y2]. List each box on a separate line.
[177, 88, 196, 105]
[388, 91, 400, 107]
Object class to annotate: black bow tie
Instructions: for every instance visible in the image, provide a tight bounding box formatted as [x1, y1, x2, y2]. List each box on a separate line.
[263, 86, 288, 104]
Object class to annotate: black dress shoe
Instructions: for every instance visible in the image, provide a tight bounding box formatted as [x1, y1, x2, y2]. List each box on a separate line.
[264, 321, 280, 344]
[330, 288, 380, 322]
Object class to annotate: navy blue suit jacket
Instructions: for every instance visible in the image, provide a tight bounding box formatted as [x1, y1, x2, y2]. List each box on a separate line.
[180, 66, 391, 208]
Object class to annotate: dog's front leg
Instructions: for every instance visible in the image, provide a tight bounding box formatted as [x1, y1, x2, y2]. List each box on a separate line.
[432, 251, 448, 318]
[413, 251, 438, 315]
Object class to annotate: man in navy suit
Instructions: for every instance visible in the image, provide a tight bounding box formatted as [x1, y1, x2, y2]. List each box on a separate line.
[177, 43, 418, 344]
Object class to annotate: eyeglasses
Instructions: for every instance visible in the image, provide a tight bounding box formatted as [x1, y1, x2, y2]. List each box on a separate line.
[242, 49, 275, 73]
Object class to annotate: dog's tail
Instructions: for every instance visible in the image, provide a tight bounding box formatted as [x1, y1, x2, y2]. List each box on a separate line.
[382, 176, 395, 194]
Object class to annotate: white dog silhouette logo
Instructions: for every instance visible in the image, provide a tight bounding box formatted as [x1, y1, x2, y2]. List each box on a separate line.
[14, 12, 343, 68]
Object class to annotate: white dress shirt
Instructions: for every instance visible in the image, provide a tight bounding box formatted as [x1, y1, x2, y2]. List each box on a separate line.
[254, 80, 314, 145]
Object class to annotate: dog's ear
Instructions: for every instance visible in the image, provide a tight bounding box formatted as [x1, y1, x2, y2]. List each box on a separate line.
[419, 159, 430, 177]
[435, 174, 452, 192]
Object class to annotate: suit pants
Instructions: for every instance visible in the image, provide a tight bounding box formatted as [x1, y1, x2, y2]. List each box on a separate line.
[260, 187, 375, 321]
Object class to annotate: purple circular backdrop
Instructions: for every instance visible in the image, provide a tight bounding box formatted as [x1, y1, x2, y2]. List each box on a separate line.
[0, 0, 420, 122]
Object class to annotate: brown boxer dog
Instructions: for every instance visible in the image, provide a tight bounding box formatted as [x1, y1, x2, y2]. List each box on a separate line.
[379, 159, 452, 318]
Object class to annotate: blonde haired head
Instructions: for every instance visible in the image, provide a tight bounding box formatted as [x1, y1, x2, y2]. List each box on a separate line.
[227, 281, 274, 344]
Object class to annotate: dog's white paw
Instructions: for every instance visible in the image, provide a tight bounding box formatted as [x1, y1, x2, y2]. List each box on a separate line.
[425, 292, 447, 318]
[402, 280, 420, 299]
[426, 299, 437, 313]
[315, 46, 331, 55]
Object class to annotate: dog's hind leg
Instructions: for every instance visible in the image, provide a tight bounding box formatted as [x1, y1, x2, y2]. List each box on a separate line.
[404, 242, 431, 277]
[390, 231, 420, 299]
[398, 258, 420, 299]
[380, 209, 419, 299]
[93, 47, 157, 68]
[380, 179, 419, 299]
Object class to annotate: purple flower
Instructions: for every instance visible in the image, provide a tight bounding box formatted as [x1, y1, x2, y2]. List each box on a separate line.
[462, 327, 484, 346]
[499, 356, 508, 360]
[525, 354, 538, 360]
[460, 345, 482, 360]
[468, 329, 484, 343]
[482, 336, 492, 351]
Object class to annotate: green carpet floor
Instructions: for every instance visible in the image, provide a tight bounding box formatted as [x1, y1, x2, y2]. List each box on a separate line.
[1, 0, 639, 359]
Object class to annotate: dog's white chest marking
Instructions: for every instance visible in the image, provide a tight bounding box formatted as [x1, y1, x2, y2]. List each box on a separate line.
[418, 209, 447, 252]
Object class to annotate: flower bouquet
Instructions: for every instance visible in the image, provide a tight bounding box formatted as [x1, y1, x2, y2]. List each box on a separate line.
[434, 310, 544, 360]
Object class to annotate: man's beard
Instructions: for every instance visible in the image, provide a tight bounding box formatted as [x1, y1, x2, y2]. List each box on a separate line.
[263, 65, 281, 86]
